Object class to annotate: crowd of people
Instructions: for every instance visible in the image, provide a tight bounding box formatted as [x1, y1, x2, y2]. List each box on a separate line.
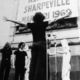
[0, 42, 31, 80]
[0, 39, 71, 80]
[0, 11, 72, 80]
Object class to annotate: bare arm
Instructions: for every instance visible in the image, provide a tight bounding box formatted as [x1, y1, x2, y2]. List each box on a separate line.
[49, 10, 72, 26]
[11, 53, 15, 68]
[56, 51, 65, 54]
[4, 17, 25, 27]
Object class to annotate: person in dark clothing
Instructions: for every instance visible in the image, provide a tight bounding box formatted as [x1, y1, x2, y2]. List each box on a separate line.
[0, 42, 12, 80]
[27, 13, 48, 80]
[4, 11, 71, 80]
[14, 42, 27, 80]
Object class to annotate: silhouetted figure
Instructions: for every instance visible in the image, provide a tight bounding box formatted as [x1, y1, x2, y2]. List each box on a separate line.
[27, 13, 48, 80]
[0, 42, 12, 80]
[14, 42, 27, 80]
[27, 12, 70, 80]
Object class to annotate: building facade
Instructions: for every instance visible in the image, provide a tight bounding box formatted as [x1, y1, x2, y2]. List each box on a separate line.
[0, 0, 80, 80]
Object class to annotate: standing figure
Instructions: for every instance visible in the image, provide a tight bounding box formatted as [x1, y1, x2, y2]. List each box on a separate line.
[27, 12, 48, 80]
[61, 39, 71, 80]
[0, 42, 12, 80]
[24, 44, 31, 80]
[14, 42, 27, 80]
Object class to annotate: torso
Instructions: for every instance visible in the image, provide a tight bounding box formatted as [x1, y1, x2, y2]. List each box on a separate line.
[14, 50, 27, 67]
[28, 21, 48, 42]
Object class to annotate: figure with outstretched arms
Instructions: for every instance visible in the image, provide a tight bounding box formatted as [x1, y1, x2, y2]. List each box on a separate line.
[4, 10, 72, 28]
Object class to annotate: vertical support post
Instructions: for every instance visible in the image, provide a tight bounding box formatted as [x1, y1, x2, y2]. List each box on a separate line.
[53, 35, 57, 80]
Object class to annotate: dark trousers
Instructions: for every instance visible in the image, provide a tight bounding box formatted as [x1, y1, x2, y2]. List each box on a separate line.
[0, 61, 11, 80]
[15, 67, 25, 80]
[29, 44, 47, 80]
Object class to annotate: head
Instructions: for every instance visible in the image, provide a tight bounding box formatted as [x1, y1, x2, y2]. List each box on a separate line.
[33, 12, 45, 23]
[3, 42, 11, 50]
[61, 39, 70, 51]
[18, 42, 25, 50]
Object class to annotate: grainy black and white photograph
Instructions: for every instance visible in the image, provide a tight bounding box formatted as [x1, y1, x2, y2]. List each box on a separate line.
[0, 0, 80, 80]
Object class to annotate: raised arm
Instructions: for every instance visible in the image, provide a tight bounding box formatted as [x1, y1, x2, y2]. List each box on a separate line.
[4, 17, 25, 27]
[49, 10, 72, 26]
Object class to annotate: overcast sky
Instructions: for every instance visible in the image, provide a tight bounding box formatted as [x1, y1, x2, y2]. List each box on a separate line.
[0, 0, 18, 47]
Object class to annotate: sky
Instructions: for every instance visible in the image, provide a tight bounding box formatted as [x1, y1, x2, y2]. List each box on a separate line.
[0, 0, 18, 47]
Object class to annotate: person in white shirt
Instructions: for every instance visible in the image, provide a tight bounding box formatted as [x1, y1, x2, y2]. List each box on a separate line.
[61, 39, 71, 80]
[24, 44, 31, 80]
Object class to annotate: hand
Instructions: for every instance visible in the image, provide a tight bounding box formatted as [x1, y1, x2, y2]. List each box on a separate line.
[3, 17, 9, 21]
[65, 10, 72, 18]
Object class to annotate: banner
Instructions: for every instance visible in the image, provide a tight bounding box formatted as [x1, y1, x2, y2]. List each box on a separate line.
[17, 0, 78, 23]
